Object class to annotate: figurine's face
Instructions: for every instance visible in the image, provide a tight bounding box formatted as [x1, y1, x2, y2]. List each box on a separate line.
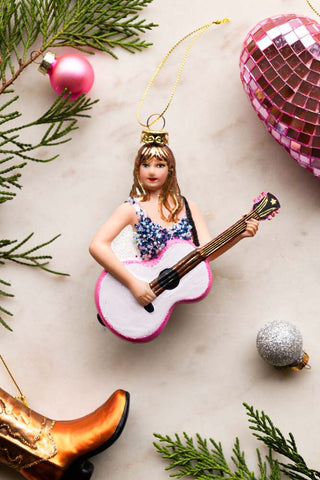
[139, 157, 169, 192]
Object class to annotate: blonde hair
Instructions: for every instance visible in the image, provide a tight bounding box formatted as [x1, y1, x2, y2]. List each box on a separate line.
[129, 144, 184, 222]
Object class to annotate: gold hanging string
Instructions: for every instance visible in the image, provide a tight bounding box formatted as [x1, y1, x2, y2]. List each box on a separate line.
[137, 17, 230, 129]
[0, 355, 29, 407]
[306, 0, 320, 17]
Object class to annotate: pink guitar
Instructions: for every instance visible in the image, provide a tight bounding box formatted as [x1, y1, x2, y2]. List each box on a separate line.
[95, 192, 280, 342]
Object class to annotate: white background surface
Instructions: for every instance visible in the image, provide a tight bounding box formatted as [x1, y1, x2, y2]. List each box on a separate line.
[1, 0, 319, 478]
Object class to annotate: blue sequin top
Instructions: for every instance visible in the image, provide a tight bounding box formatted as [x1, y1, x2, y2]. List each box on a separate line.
[127, 197, 193, 261]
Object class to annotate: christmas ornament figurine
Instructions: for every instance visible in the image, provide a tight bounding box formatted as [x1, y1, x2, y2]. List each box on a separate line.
[256, 320, 310, 370]
[0, 387, 130, 480]
[39, 52, 94, 99]
[240, 14, 320, 178]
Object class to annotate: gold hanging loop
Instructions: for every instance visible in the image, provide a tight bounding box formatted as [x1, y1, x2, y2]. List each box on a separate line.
[137, 17, 230, 129]
[306, 0, 320, 17]
[0, 355, 29, 407]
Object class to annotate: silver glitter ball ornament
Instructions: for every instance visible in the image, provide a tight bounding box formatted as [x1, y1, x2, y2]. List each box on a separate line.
[256, 320, 308, 368]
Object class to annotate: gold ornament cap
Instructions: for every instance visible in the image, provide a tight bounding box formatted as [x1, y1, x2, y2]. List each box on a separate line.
[38, 52, 56, 75]
[290, 351, 310, 371]
[141, 128, 169, 146]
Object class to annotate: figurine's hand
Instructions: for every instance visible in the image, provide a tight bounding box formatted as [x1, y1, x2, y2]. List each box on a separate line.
[241, 218, 259, 238]
[129, 278, 156, 306]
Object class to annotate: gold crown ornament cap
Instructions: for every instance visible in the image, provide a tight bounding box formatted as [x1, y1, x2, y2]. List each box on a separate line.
[141, 114, 169, 146]
[141, 128, 169, 146]
[38, 51, 56, 75]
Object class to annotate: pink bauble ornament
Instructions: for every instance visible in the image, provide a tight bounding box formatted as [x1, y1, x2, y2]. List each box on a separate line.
[39, 52, 94, 99]
[240, 14, 320, 178]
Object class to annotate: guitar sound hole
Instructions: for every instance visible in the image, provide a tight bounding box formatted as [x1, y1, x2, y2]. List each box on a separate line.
[158, 268, 180, 290]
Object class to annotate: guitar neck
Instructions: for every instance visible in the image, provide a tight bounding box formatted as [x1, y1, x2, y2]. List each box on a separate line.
[150, 209, 260, 296]
[198, 209, 259, 259]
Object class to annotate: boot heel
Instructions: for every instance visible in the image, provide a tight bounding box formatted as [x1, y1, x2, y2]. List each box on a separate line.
[61, 458, 94, 480]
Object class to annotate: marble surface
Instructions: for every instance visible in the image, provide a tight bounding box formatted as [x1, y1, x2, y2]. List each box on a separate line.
[1, 0, 319, 478]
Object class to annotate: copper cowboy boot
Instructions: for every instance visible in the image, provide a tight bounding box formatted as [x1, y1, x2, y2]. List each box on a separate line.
[0, 387, 129, 480]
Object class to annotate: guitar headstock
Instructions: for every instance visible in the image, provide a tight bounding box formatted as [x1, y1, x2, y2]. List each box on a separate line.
[252, 192, 280, 220]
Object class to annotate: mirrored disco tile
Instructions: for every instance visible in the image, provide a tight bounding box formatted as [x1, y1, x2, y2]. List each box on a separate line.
[305, 109, 317, 122]
[310, 58, 320, 71]
[265, 67, 278, 81]
[267, 26, 282, 39]
[264, 85, 276, 98]
[257, 57, 271, 72]
[279, 113, 292, 125]
[304, 123, 315, 135]
[251, 26, 265, 39]
[299, 80, 312, 95]
[311, 148, 320, 158]
[295, 63, 309, 78]
[280, 44, 294, 58]
[274, 35, 287, 48]
[309, 43, 320, 57]
[252, 48, 263, 62]
[311, 157, 320, 169]
[279, 85, 294, 99]
[289, 18, 304, 28]
[273, 93, 285, 107]
[309, 85, 320, 100]
[295, 106, 307, 119]
[294, 63, 309, 79]
[278, 64, 292, 80]
[301, 34, 315, 48]
[301, 145, 312, 156]
[271, 76, 285, 89]
[290, 138, 301, 148]
[264, 44, 278, 59]
[270, 54, 285, 68]
[287, 54, 300, 67]
[283, 102, 295, 114]
[291, 118, 304, 130]
[311, 136, 320, 147]
[284, 31, 299, 45]
[257, 36, 272, 51]
[299, 50, 313, 64]
[251, 66, 261, 79]
[257, 76, 269, 89]
[306, 70, 320, 84]
[287, 73, 300, 88]
[298, 132, 310, 145]
[292, 40, 305, 54]
[244, 57, 255, 70]
[295, 25, 309, 38]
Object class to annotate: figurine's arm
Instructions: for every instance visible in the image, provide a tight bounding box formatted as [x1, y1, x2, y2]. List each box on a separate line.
[188, 200, 259, 262]
[89, 203, 156, 306]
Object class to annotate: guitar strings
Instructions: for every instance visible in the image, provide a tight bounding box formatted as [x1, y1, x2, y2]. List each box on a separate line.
[200, 209, 262, 257]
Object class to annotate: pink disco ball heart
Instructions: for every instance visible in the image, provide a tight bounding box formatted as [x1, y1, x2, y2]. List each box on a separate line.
[240, 14, 320, 177]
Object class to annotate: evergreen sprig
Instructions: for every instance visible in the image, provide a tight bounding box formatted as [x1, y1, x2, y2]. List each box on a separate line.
[0, 233, 69, 331]
[154, 432, 281, 480]
[0, 92, 98, 203]
[154, 404, 319, 480]
[245, 404, 320, 480]
[0, 279, 14, 331]
[0, 233, 69, 274]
